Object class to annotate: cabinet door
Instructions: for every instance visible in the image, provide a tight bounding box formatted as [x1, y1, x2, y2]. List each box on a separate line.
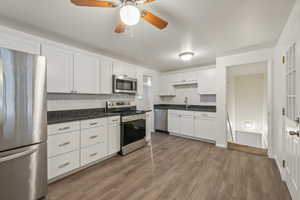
[42, 44, 74, 93]
[108, 124, 121, 155]
[194, 117, 216, 141]
[159, 75, 175, 96]
[113, 62, 124, 76]
[168, 112, 180, 133]
[181, 114, 194, 137]
[197, 68, 216, 94]
[99, 60, 113, 94]
[74, 53, 99, 94]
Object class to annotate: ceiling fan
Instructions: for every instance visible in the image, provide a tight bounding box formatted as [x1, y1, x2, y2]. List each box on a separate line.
[71, 0, 168, 33]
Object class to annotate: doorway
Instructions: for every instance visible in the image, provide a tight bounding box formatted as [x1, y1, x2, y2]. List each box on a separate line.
[226, 62, 268, 152]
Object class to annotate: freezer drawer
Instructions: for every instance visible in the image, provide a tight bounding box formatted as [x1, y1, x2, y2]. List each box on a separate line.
[154, 109, 168, 132]
[0, 143, 47, 200]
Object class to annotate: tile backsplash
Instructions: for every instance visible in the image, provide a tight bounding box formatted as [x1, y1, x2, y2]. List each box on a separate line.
[159, 84, 216, 105]
[47, 93, 135, 111]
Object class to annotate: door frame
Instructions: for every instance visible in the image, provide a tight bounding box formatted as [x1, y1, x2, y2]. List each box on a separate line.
[225, 60, 272, 151]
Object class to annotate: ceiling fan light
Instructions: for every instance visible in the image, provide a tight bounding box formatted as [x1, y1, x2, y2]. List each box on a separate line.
[179, 52, 194, 61]
[120, 5, 141, 26]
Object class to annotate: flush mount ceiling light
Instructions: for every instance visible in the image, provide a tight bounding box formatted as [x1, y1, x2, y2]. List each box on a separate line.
[179, 52, 195, 61]
[120, 5, 141, 26]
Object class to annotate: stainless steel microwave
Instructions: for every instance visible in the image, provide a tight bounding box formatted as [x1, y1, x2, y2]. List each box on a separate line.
[113, 75, 137, 94]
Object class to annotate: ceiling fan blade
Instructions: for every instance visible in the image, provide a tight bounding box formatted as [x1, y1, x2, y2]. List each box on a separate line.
[115, 22, 126, 33]
[142, 10, 168, 30]
[71, 0, 118, 8]
[144, 0, 156, 4]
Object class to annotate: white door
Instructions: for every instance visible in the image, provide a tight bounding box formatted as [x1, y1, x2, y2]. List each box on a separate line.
[74, 53, 99, 94]
[181, 113, 194, 137]
[284, 43, 300, 200]
[99, 60, 113, 94]
[42, 44, 74, 93]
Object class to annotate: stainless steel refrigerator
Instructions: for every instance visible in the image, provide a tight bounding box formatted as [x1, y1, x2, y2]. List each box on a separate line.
[0, 48, 47, 200]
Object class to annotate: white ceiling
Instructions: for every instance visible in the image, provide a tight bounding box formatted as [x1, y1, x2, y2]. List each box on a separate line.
[0, 0, 295, 71]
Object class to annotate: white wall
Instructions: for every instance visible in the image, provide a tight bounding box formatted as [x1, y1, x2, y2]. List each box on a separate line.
[234, 74, 266, 132]
[272, 0, 300, 175]
[216, 48, 273, 148]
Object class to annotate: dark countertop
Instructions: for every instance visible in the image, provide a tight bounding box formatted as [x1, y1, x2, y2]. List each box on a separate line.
[47, 108, 152, 125]
[154, 104, 216, 112]
[47, 108, 120, 125]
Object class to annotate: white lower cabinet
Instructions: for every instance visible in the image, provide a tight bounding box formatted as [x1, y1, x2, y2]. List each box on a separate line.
[48, 131, 80, 158]
[168, 110, 216, 142]
[80, 143, 107, 166]
[108, 123, 121, 155]
[168, 111, 181, 133]
[180, 112, 194, 137]
[48, 150, 80, 180]
[47, 116, 120, 181]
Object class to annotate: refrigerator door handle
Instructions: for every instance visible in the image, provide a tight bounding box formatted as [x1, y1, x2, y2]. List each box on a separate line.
[0, 147, 38, 163]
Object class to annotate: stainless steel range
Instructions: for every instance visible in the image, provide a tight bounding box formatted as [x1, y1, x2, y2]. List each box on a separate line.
[106, 101, 146, 155]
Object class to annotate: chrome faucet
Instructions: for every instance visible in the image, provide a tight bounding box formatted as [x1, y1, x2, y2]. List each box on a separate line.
[184, 97, 189, 109]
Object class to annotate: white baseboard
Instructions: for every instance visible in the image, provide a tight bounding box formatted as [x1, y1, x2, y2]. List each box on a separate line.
[273, 154, 284, 181]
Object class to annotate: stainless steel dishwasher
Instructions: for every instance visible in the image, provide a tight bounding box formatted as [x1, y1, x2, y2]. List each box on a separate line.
[154, 109, 168, 133]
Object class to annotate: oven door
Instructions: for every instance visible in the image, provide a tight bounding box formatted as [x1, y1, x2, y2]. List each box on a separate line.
[113, 75, 137, 94]
[122, 119, 146, 147]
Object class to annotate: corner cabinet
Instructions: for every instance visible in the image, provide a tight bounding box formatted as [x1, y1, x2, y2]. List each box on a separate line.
[73, 53, 100, 94]
[197, 68, 216, 94]
[42, 44, 74, 93]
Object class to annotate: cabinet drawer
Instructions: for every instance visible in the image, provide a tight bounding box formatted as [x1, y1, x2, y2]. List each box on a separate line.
[81, 126, 107, 148]
[108, 116, 120, 124]
[48, 150, 79, 180]
[194, 112, 216, 118]
[81, 118, 106, 129]
[81, 143, 107, 166]
[48, 131, 80, 158]
[48, 121, 80, 136]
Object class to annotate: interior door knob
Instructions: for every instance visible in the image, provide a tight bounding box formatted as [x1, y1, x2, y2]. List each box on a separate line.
[289, 130, 300, 137]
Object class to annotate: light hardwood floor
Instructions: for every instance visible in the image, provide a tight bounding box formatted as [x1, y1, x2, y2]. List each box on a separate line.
[48, 133, 291, 200]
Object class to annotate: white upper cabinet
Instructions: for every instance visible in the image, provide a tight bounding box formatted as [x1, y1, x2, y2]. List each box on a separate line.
[74, 53, 100, 94]
[159, 75, 175, 96]
[42, 44, 74, 93]
[99, 60, 113, 94]
[173, 72, 197, 85]
[113, 62, 136, 78]
[197, 68, 216, 94]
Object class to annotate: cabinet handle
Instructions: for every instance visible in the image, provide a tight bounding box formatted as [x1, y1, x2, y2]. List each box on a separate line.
[89, 135, 98, 139]
[58, 126, 70, 131]
[58, 162, 70, 169]
[58, 141, 71, 147]
[89, 153, 98, 157]
[112, 119, 119, 122]
[89, 122, 98, 126]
